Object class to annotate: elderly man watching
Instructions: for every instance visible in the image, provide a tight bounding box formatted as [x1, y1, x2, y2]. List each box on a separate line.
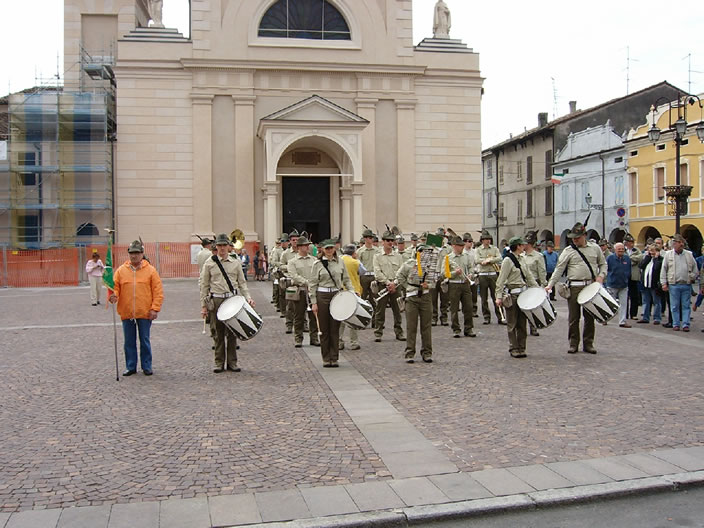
[660, 234, 697, 332]
[606, 243, 631, 328]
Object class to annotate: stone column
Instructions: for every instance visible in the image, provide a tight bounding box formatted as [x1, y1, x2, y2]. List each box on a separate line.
[192, 94, 214, 235]
[396, 99, 416, 231]
[352, 182, 364, 242]
[355, 98, 377, 228]
[264, 181, 279, 250]
[233, 95, 257, 238]
[340, 186, 352, 244]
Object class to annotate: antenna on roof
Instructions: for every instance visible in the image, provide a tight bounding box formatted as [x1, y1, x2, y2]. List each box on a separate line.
[551, 77, 558, 120]
[682, 53, 702, 94]
[624, 46, 639, 95]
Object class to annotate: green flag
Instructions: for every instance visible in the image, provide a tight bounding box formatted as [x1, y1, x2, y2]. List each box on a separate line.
[103, 237, 114, 292]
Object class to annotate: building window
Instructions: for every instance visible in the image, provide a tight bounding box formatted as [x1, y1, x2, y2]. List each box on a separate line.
[526, 156, 533, 185]
[499, 202, 504, 220]
[516, 160, 523, 181]
[259, 0, 352, 40]
[581, 181, 590, 209]
[20, 172, 37, 186]
[614, 156, 623, 163]
[77, 222, 99, 237]
[544, 149, 552, 180]
[561, 185, 570, 212]
[18, 214, 40, 245]
[614, 175, 624, 205]
[655, 167, 665, 201]
[526, 189, 533, 217]
[701, 160, 704, 198]
[563, 168, 569, 174]
[680, 163, 689, 187]
[545, 187, 553, 215]
[498, 165, 504, 185]
[630, 172, 638, 204]
[656, 144, 666, 151]
[630, 150, 638, 157]
[486, 159, 493, 179]
[681, 138, 689, 146]
[486, 192, 493, 217]
[517, 199, 523, 223]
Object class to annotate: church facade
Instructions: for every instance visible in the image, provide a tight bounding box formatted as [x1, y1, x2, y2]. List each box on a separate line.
[64, 0, 483, 246]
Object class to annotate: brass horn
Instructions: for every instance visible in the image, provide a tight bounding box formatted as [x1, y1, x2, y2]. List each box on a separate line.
[391, 225, 400, 236]
[230, 228, 245, 251]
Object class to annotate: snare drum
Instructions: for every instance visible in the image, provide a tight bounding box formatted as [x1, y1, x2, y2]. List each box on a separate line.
[577, 282, 619, 323]
[217, 295, 263, 340]
[517, 287, 557, 329]
[329, 290, 373, 330]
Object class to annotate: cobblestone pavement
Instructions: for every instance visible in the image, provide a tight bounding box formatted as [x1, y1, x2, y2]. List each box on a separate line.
[1, 280, 703, 514]
[0, 280, 389, 513]
[346, 298, 704, 472]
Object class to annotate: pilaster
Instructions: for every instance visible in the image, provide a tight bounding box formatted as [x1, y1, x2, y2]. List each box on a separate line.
[355, 98, 378, 229]
[396, 99, 416, 231]
[192, 94, 214, 235]
[233, 95, 257, 236]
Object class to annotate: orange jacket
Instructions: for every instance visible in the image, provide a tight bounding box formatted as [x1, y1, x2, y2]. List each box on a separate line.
[113, 259, 164, 320]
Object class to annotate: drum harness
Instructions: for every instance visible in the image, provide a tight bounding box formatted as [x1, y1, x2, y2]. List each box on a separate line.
[567, 244, 595, 287]
[211, 255, 238, 299]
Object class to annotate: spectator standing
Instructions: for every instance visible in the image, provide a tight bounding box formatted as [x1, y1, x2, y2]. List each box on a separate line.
[241, 249, 250, 280]
[660, 234, 697, 332]
[339, 244, 364, 350]
[624, 234, 644, 320]
[606, 243, 631, 328]
[85, 250, 104, 306]
[638, 245, 664, 324]
[109, 240, 164, 376]
[693, 254, 704, 311]
[543, 241, 558, 301]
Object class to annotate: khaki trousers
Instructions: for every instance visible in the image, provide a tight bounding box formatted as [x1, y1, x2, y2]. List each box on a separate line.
[449, 282, 474, 334]
[316, 291, 341, 364]
[479, 274, 501, 322]
[567, 284, 596, 350]
[431, 279, 449, 323]
[293, 294, 319, 344]
[209, 297, 238, 369]
[374, 289, 404, 338]
[470, 282, 478, 316]
[89, 275, 102, 304]
[360, 274, 376, 310]
[505, 294, 527, 354]
[404, 292, 432, 359]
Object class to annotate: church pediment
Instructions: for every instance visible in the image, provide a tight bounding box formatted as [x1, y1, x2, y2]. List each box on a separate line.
[261, 95, 368, 124]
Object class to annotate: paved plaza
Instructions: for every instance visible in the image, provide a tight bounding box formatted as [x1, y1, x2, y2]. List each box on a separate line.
[1, 279, 703, 526]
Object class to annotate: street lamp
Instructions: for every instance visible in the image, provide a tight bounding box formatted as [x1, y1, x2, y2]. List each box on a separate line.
[647, 93, 704, 234]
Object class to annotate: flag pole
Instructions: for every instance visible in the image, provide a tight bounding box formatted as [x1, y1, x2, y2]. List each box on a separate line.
[103, 228, 119, 381]
[112, 303, 119, 381]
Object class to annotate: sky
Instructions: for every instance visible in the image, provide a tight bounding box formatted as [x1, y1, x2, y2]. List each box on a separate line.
[2, 0, 703, 146]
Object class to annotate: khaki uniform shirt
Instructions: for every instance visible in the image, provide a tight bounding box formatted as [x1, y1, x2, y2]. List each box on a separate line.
[357, 246, 379, 274]
[287, 254, 317, 288]
[269, 246, 284, 270]
[374, 250, 404, 285]
[403, 246, 417, 260]
[280, 247, 297, 275]
[475, 245, 502, 273]
[548, 241, 607, 288]
[396, 260, 430, 296]
[495, 253, 539, 297]
[200, 255, 251, 306]
[309, 256, 353, 304]
[523, 250, 547, 287]
[196, 247, 213, 272]
[448, 251, 474, 281]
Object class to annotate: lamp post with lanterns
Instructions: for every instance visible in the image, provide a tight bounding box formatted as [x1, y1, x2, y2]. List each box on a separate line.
[647, 93, 704, 235]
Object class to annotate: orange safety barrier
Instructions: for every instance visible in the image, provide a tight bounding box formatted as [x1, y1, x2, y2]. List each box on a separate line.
[0, 241, 262, 287]
[3, 249, 80, 287]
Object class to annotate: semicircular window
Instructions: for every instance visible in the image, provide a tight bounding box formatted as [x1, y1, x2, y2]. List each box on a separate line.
[259, 0, 351, 41]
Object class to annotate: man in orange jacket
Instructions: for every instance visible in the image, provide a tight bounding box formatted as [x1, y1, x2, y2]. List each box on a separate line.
[109, 240, 164, 376]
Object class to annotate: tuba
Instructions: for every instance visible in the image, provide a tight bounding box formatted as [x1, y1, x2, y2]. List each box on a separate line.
[230, 228, 245, 251]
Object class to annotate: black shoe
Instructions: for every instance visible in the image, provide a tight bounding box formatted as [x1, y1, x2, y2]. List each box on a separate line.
[374, 337, 382, 342]
[236, 345, 240, 350]
[498, 320, 507, 326]
[530, 330, 540, 336]
[211, 345, 215, 350]
[91, 303, 97, 306]
[432, 321, 438, 327]
[441, 322, 449, 326]
[405, 358, 415, 364]
[396, 335, 405, 341]
[465, 330, 477, 337]
[511, 352, 527, 358]
[453, 333, 461, 338]
[339, 342, 345, 350]
[663, 323, 673, 328]
[311, 341, 320, 347]
[567, 348, 578, 354]
[229, 367, 241, 372]
[213, 367, 224, 373]
[97, 301, 101, 305]
[122, 369, 136, 376]
[330, 362, 339, 368]
[483, 320, 490, 325]
[143, 370, 153, 376]
[294, 343, 302, 348]
[422, 357, 433, 363]
[285, 329, 292, 334]
[584, 348, 598, 354]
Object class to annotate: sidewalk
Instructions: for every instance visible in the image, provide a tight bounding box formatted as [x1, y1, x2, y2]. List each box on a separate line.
[1, 280, 703, 527]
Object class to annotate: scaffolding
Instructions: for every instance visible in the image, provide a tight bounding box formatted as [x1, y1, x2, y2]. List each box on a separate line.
[0, 49, 115, 249]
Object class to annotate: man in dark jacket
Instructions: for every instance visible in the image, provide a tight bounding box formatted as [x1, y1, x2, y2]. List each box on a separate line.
[638, 245, 664, 324]
[606, 242, 631, 328]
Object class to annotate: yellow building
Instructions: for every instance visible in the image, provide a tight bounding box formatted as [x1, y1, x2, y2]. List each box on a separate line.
[626, 95, 704, 254]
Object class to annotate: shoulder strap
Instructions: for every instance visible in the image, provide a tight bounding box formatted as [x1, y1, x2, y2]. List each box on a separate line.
[212, 255, 235, 293]
[320, 258, 340, 289]
[570, 243, 596, 280]
[506, 253, 526, 282]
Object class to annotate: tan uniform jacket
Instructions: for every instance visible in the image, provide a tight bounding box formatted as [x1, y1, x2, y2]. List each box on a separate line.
[448, 251, 474, 281]
[269, 246, 284, 270]
[403, 246, 417, 260]
[200, 255, 251, 306]
[523, 250, 547, 287]
[308, 257, 354, 304]
[357, 246, 379, 273]
[287, 254, 317, 288]
[628, 247, 644, 280]
[547, 242, 607, 288]
[374, 251, 404, 285]
[475, 245, 502, 273]
[495, 253, 538, 297]
[196, 247, 213, 272]
[280, 247, 297, 275]
[396, 260, 430, 296]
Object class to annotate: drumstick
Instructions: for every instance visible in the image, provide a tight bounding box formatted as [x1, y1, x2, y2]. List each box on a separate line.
[313, 312, 323, 336]
[202, 318, 207, 334]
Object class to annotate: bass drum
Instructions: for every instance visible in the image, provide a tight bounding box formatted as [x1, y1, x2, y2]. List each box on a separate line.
[576, 282, 619, 324]
[329, 290, 373, 330]
[517, 287, 557, 329]
[217, 295, 263, 340]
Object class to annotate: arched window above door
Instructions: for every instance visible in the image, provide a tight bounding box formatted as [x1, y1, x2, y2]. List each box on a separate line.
[258, 0, 351, 41]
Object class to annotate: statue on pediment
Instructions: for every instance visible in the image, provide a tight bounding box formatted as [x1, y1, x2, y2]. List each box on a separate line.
[148, 0, 165, 28]
[433, 0, 451, 39]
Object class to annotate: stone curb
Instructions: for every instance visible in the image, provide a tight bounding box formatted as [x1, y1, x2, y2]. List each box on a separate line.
[229, 471, 704, 528]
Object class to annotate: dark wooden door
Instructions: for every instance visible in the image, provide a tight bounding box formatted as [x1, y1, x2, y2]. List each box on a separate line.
[282, 177, 330, 243]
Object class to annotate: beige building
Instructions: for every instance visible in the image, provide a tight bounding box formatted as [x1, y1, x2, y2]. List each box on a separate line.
[64, 0, 483, 247]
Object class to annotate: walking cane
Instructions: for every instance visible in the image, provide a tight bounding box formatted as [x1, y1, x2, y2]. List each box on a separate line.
[111, 303, 119, 381]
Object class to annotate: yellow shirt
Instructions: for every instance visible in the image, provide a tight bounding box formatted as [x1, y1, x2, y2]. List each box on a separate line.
[342, 255, 362, 295]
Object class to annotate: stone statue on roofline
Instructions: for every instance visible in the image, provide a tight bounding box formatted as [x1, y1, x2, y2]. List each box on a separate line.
[433, 0, 451, 39]
[148, 0, 165, 28]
